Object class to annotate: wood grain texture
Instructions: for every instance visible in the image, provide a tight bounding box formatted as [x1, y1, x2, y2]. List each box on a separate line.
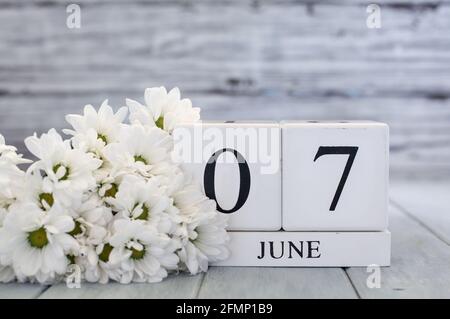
[198, 267, 358, 298]
[39, 273, 204, 299]
[1, 3, 449, 97]
[390, 180, 450, 244]
[0, 1, 449, 179]
[1, 94, 450, 180]
[346, 205, 450, 298]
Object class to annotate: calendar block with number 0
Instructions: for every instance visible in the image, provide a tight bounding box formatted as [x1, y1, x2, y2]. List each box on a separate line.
[173, 121, 281, 231]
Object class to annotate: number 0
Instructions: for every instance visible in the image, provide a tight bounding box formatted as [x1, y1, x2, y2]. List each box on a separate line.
[314, 146, 358, 211]
[204, 148, 251, 214]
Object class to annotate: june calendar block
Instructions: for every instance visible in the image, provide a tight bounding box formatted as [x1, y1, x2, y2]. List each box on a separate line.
[213, 231, 391, 267]
[173, 121, 281, 231]
[281, 121, 389, 231]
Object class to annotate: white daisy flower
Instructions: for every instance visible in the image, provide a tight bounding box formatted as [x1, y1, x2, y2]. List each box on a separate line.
[61, 193, 113, 282]
[0, 202, 79, 282]
[0, 134, 30, 166]
[77, 230, 126, 284]
[172, 183, 229, 275]
[18, 171, 71, 213]
[72, 193, 113, 227]
[25, 129, 102, 200]
[80, 233, 128, 284]
[0, 88, 230, 284]
[97, 176, 120, 201]
[0, 135, 30, 283]
[64, 100, 128, 151]
[172, 182, 217, 216]
[108, 219, 179, 283]
[106, 175, 173, 233]
[0, 134, 29, 208]
[177, 211, 229, 275]
[70, 222, 113, 284]
[66, 194, 113, 263]
[102, 125, 174, 178]
[63, 102, 127, 183]
[127, 87, 200, 133]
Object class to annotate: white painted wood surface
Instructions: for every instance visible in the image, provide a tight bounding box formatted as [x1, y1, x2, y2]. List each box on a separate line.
[346, 205, 450, 298]
[39, 274, 205, 299]
[198, 267, 358, 299]
[0, 283, 48, 299]
[390, 181, 450, 245]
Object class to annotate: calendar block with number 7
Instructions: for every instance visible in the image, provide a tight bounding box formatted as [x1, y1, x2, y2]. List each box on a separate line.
[281, 121, 389, 231]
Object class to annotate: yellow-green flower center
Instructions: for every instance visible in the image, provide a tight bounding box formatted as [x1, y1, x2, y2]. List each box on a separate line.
[38, 192, 54, 209]
[53, 163, 70, 181]
[104, 183, 118, 198]
[97, 133, 108, 144]
[99, 243, 113, 263]
[130, 247, 146, 260]
[133, 203, 150, 220]
[67, 254, 76, 264]
[69, 220, 83, 237]
[134, 155, 148, 165]
[155, 116, 164, 130]
[27, 227, 49, 249]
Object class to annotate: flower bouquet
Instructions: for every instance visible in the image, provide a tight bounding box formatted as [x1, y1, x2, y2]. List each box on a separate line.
[0, 87, 229, 284]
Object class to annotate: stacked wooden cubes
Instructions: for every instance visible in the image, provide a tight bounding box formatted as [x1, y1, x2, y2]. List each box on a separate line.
[173, 121, 390, 267]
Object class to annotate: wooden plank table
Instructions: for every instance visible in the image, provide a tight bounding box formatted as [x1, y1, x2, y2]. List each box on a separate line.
[0, 180, 447, 299]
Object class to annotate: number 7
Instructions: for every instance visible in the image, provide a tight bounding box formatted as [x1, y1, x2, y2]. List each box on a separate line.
[314, 146, 358, 212]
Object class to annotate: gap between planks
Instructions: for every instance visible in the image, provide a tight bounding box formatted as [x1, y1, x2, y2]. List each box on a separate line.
[390, 199, 450, 246]
[343, 268, 362, 299]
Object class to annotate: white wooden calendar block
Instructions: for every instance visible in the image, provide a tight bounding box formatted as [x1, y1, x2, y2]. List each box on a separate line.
[281, 121, 389, 231]
[213, 231, 391, 267]
[173, 121, 281, 231]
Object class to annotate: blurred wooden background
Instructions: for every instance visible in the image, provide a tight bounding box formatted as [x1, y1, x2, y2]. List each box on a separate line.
[0, 0, 449, 180]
